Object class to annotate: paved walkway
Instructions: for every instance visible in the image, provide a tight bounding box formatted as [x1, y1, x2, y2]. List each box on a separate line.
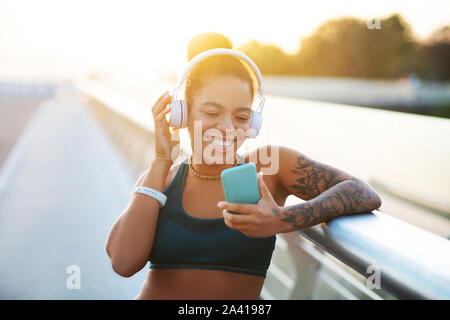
[0, 87, 148, 299]
[0, 97, 43, 166]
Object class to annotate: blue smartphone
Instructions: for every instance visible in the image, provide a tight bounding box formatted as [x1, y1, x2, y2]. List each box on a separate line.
[221, 163, 260, 214]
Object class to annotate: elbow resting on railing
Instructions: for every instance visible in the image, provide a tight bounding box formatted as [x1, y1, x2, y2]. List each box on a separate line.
[276, 178, 382, 233]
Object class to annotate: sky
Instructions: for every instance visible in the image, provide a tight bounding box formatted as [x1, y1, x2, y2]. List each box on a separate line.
[0, 0, 449, 81]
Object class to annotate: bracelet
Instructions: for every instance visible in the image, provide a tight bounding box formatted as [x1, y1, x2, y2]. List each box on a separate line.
[134, 186, 167, 208]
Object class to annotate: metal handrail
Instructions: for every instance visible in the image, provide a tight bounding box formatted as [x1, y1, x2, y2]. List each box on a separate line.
[298, 210, 450, 299]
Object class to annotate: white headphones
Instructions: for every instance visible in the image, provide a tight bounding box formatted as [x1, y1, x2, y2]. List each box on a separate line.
[168, 48, 265, 137]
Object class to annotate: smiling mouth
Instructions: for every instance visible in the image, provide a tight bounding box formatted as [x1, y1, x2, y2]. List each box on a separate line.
[204, 136, 236, 153]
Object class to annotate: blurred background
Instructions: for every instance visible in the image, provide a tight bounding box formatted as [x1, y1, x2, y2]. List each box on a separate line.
[0, 0, 449, 300]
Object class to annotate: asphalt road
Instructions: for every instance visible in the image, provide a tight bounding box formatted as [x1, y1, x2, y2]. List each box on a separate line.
[0, 88, 148, 299]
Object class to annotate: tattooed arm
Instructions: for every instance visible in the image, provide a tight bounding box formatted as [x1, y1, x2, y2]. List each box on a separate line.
[275, 146, 382, 233]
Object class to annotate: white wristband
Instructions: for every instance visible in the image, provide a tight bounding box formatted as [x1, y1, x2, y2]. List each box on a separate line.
[135, 186, 167, 208]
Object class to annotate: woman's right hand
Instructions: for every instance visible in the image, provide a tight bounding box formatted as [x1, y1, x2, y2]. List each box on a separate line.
[151, 90, 180, 165]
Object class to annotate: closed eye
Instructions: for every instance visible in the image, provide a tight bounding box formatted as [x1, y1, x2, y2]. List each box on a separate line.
[203, 111, 249, 121]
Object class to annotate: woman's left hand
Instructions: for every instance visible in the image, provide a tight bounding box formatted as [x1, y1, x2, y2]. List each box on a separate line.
[218, 172, 289, 238]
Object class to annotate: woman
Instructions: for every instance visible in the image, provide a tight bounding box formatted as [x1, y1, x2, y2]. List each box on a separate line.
[105, 33, 382, 300]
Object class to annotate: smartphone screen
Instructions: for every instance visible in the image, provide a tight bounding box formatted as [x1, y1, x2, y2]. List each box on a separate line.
[221, 163, 260, 214]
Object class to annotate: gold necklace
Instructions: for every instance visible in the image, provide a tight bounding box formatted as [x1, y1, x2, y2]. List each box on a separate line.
[188, 155, 244, 180]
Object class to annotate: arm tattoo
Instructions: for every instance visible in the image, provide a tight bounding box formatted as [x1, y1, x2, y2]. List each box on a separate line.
[274, 179, 382, 232]
[288, 155, 353, 201]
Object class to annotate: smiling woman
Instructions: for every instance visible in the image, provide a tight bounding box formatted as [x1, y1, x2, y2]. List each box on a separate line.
[105, 32, 382, 300]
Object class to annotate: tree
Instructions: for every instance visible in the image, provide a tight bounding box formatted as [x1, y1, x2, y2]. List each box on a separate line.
[421, 26, 450, 80]
[293, 14, 419, 78]
[237, 40, 297, 75]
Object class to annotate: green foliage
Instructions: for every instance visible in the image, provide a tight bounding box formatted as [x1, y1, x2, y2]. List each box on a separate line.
[237, 40, 298, 75]
[428, 101, 450, 119]
[420, 26, 450, 80]
[237, 14, 449, 80]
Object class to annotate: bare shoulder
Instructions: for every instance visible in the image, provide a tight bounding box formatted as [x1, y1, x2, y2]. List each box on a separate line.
[242, 145, 289, 202]
[266, 144, 358, 201]
[242, 144, 285, 174]
[242, 144, 314, 185]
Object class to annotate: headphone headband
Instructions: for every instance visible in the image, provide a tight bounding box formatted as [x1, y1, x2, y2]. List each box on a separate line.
[169, 48, 265, 135]
[177, 48, 264, 96]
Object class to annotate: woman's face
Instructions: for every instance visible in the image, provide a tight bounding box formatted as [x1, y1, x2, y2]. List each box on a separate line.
[187, 76, 253, 165]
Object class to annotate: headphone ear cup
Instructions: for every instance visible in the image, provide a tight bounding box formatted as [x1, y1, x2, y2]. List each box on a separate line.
[169, 99, 181, 128]
[250, 110, 263, 137]
[180, 99, 188, 127]
[169, 99, 189, 128]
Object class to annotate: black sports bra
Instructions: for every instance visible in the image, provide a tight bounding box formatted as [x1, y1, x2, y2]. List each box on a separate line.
[148, 158, 277, 278]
